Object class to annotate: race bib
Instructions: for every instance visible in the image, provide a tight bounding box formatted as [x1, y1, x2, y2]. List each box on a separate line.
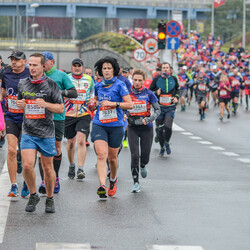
[8, 95, 24, 113]
[70, 89, 86, 104]
[99, 106, 118, 123]
[232, 80, 239, 86]
[179, 81, 186, 87]
[220, 90, 227, 96]
[25, 100, 45, 119]
[245, 80, 250, 85]
[198, 84, 206, 91]
[129, 101, 147, 116]
[160, 94, 172, 106]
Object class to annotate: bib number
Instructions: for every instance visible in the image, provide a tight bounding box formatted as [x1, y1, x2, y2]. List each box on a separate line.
[129, 101, 147, 116]
[71, 89, 86, 104]
[8, 95, 24, 113]
[220, 90, 227, 96]
[198, 84, 206, 91]
[160, 94, 172, 106]
[99, 106, 118, 123]
[25, 100, 45, 119]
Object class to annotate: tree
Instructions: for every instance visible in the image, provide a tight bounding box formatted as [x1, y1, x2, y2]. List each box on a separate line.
[75, 18, 102, 40]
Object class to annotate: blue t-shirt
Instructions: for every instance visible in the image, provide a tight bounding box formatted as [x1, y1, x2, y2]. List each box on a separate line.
[128, 88, 158, 128]
[118, 75, 132, 91]
[2, 67, 30, 123]
[93, 79, 129, 127]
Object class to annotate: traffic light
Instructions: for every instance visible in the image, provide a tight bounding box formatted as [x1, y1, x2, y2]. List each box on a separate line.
[158, 22, 166, 49]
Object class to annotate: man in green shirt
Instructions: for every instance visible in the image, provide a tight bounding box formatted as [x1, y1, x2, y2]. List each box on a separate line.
[38, 51, 77, 194]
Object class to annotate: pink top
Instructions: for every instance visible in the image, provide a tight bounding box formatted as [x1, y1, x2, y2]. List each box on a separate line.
[219, 81, 231, 98]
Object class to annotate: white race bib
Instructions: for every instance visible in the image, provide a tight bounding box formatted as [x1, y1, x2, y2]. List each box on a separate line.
[8, 95, 24, 113]
[160, 94, 172, 106]
[129, 101, 147, 116]
[99, 106, 118, 123]
[70, 89, 86, 104]
[25, 100, 45, 119]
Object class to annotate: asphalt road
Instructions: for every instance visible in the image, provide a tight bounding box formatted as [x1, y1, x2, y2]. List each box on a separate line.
[1, 101, 250, 250]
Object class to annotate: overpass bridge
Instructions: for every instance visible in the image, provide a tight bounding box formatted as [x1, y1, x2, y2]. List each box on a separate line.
[0, 0, 211, 20]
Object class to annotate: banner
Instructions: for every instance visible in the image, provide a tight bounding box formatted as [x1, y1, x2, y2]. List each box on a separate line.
[214, 0, 225, 8]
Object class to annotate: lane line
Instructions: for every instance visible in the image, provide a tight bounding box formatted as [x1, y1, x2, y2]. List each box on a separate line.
[173, 123, 185, 132]
[0, 161, 10, 244]
[237, 158, 250, 163]
[209, 146, 225, 151]
[198, 141, 213, 145]
[147, 245, 204, 250]
[36, 243, 91, 250]
[189, 136, 202, 140]
[181, 132, 193, 136]
[222, 152, 240, 157]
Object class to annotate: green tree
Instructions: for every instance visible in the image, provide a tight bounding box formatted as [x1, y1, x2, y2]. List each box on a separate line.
[75, 18, 102, 40]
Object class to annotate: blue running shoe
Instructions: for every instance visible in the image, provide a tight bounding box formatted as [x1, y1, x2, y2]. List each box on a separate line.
[165, 142, 171, 155]
[8, 184, 19, 197]
[140, 167, 148, 178]
[202, 113, 206, 120]
[54, 177, 60, 193]
[131, 182, 140, 193]
[159, 147, 165, 157]
[21, 181, 30, 198]
[38, 181, 46, 194]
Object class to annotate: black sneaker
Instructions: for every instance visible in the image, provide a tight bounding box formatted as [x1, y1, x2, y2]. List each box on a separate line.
[25, 194, 40, 212]
[227, 112, 230, 119]
[68, 166, 75, 179]
[97, 185, 107, 199]
[76, 169, 85, 180]
[45, 198, 55, 213]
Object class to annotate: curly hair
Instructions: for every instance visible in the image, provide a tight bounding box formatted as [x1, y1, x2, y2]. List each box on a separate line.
[94, 57, 120, 77]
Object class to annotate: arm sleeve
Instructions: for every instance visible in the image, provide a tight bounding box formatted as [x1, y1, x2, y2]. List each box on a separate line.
[63, 73, 75, 90]
[149, 76, 159, 92]
[50, 80, 63, 104]
[173, 76, 180, 99]
[61, 87, 78, 98]
[145, 101, 160, 124]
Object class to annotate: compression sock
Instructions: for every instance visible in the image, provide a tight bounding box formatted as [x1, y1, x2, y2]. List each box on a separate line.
[131, 167, 139, 184]
[53, 153, 62, 178]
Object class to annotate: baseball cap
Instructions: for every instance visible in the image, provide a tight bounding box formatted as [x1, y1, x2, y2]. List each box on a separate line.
[72, 58, 84, 66]
[8, 50, 26, 60]
[122, 68, 129, 73]
[42, 51, 54, 61]
[213, 65, 217, 69]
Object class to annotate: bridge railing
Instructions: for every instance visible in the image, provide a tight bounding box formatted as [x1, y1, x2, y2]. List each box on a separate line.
[2, 0, 210, 8]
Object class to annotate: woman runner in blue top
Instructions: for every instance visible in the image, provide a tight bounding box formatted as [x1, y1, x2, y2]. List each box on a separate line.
[90, 57, 133, 198]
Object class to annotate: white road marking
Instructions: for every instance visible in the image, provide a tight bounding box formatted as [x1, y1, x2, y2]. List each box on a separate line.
[173, 123, 185, 132]
[181, 132, 193, 136]
[237, 158, 250, 163]
[198, 141, 213, 145]
[209, 146, 225, 151]
[147, 245, 204, 250]
[189, 136, 202, 140]
[222, 152, 239, 157]
[36, 243, 91, 250]
[0, 161, 10, 243]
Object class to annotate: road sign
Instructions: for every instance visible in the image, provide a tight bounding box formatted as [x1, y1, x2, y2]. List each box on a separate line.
[166, 20, 181, 37]
[144, 55, 159, 72]
[167, 37, 179, 50]
[132, 48, 146, 62]
[143, 37, 158, 54]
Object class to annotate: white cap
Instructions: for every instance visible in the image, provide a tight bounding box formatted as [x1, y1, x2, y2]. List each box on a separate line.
[182, 66, 187, 70]
[213, 65, 217, 69]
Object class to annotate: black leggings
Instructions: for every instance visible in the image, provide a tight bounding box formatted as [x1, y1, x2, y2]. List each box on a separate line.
[156, 116, 174, 147]
[127, 125, 153, 183]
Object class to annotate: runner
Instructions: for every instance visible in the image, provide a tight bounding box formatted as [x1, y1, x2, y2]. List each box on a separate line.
[65, 58, 94, 180]
[91, 57, 133, 198]
[149, 62, 179, 157]
[193, 72, 210, 120]
[178, 67, 189, 111]
[218, 74, 231, 121]
[1, 50, 30, 198]
[229, 68, 243, 115]
[38, 51, 77, 194]
[17, 52, 64, 213]
[127, 69, 160, 193]
[243, 69, 250, 110]
[210, 65, 221, 107]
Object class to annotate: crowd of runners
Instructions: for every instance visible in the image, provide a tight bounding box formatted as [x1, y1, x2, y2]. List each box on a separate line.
[0, 29, 249, 213]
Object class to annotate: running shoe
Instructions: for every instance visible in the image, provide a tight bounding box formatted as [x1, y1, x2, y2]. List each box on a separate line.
[181, 106, 185, 111]
[0, 136, 5, 148]
[202, 113, 206, 120]
[246, 106, 248, 110]
[108, 178, 118, 197]
[131, 182, 140, 193]
[45, 198, 55, 213]
[76, 169, 85, 180]
[17, 161, 22, 174]
[68, 166, 75, 179]
[123, 139, 128, 148]
[159, 147, 165, 157]
[227, 112, 230, 119]
[8, 184, 19, 197]
[200, 114, 203, 121]
[154, 136, 158, 143]
[86, 141, 90, 147]
[97, 185, 107, 198]
[140, 167, 148, 178]
[54, 177, 60, 193]
[219, 116, 223, 121]
[38, 181, 46, 194]
[25, 194, 40, 212]
[165, 142, 171, 155]
[21, 181, 30, 198]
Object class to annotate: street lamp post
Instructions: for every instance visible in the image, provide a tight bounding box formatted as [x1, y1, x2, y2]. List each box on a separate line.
[25, 3, 39, 42]
[243, 0, 246, 48]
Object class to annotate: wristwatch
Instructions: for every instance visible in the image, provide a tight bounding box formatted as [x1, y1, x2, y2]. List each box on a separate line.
[116, 102, 120, 107]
